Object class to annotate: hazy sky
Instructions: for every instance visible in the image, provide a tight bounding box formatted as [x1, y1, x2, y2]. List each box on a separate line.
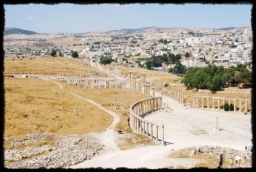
[4, 3, 252, 33]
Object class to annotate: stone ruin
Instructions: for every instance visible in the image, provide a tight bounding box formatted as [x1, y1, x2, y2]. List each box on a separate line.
[189, 145, 252, 168]
[4, 133, 104, 169]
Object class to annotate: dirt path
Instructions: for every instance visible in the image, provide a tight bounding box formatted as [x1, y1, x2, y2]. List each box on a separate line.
[50, 81, 120, 153]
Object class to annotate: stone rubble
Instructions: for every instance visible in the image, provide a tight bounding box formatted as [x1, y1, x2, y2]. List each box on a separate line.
[5, 134, 104, 169]
[190, 146, 252, 168]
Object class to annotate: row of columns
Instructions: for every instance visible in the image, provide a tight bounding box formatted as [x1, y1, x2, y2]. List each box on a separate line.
[4, 70, 36, 75]
[192, 96, 251, 113]
[161, 90, 184, 104]
[58, 71, 106, 78]
[130, 97, 164, 145]
[133, 97, 162, 117]
[67, 78, 111, 88]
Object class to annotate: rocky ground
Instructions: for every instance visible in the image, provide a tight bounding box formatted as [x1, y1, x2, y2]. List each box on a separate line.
[4, 134, 104, 169]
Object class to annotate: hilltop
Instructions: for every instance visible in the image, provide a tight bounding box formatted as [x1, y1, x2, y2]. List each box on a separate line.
[4, 28, 38, 35]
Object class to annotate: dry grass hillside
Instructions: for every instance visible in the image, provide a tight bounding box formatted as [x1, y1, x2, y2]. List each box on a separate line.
[4, 78, 113, 138]
[4, 57, 106, 76]
[58, 82, 148, 132]
[111, 65, 182, 83]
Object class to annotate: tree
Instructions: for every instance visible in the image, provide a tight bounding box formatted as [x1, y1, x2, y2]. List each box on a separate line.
[172, 61, 186, 75]
[145, 60, 152, 70]
[182, 64, 227, 93]
[229, 104, 234, 111]
[59, 51, 63, 57]
[100, 56, 112, 65]
[71, 51, 79, 58]
[50, 49, 57, 57]
[224, 104, 229, 111]
[185, 52, 191, 58]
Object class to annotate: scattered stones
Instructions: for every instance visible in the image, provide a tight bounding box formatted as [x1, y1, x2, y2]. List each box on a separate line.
[5, 134, 104, 169]
[190, 146, 252, 168]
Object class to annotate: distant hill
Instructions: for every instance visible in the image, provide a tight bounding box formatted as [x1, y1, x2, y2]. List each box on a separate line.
[213, 27, 236, 30]
[4, 28, 38, 35]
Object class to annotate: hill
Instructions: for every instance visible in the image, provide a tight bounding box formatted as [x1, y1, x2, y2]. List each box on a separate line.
[213, 27, 236, 30]
[4, 28, 38, 35]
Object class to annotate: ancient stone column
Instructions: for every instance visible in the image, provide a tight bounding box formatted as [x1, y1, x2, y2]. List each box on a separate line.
[162, 124, 165, 145]
[139, 102, 142, 116]
[134, 117, 136, 131]
[137, 118, 140, 133]
[160, 97, 162, 109]
[197, 97, 199, 108]
[193, 97, 195, 108]
[141, 73, 146, 84]
[151, 124, 154, 140]
[201, 96, 204, 109]
[147, 122, 149, 136]
[156, 125, 159, 143]
[228, 98, 230, 109]
[152, 87, 155, 97]
[143, 121, 146, 134]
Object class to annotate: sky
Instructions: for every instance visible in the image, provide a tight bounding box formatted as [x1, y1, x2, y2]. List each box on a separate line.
[4, 3, 252, 33]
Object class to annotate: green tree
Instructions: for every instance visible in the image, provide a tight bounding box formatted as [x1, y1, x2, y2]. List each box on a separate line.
[59, 51, 63, 57]
[100, 56, 112, 65]
[182, 64, 227, 93]
[71, 51, 79, 58]
[145, 60, 152, 70]
[50, 49, 57, 57]
[229, 104, 234, 111]
[185, 52, 191, 58]
[224, 104, 230, 111]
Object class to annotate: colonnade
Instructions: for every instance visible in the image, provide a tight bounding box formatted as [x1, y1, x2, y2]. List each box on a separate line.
[192, 96, 251, 113]
[58, 71, 105, 78]
[4, 69, 36, 75]
[160, 90, 184, 104]
[66, 78, 112, 88]
[130, 97, 165, 145]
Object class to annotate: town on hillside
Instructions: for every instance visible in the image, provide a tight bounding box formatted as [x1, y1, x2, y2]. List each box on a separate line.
[4, 26, 252, 72]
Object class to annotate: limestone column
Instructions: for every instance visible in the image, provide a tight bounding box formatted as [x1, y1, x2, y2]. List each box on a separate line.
[162, 124, 165, 145]
[201, 96, 204, 109]
[143, 121, 146, 134]
[160, 97, 162, 109]
[156, 125, 159, 143]
[151, 124, 153, 140]
[197, 97, 199, 108]
[146, 122, 148, 136]
[152, 87, 155, 97]
[137, 118, 140, 133]
[193, 97, 195, 108]
[140, 102, 143, 116]
[228, 98, 230, 109]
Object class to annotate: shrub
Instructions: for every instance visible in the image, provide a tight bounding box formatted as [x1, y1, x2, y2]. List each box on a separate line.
[164, 83, 169, 87]
[229, 104, 234, 111]
[224, 103, 229, 111]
